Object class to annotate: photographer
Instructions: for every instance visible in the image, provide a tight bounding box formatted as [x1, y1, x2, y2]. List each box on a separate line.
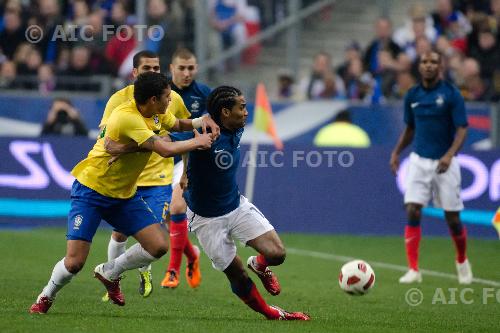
[41, 98, 89, 137]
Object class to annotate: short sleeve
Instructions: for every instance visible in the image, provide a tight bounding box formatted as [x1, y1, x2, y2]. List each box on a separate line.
[403, 92, 415, 128]
[169, 91, 191, 119]
[450, 88, 468, 127]
[160, 111, 178, 131]
[100, 90, 129, 128]
[107, 110, 155, 146]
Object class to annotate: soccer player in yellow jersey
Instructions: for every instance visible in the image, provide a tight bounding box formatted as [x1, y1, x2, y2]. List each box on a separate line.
[101, 51, 192, 299]
[30, 72, 215, 314]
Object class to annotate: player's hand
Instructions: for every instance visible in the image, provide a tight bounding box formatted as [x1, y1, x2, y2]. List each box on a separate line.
[437, 154, 452, 174]
[204, 115, 220, 139]
[389, 152, 400, 176]
[108, 155, 120, 166]
[193, 128, 213, 149]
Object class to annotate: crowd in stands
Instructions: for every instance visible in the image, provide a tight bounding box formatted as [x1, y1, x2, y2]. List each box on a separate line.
[289, 0, 500, 103]
[1, 0, 499, 103]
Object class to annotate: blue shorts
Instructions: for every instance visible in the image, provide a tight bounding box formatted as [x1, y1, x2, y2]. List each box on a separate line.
[66, 180, 159, 242]
[136, 185, 172, 223]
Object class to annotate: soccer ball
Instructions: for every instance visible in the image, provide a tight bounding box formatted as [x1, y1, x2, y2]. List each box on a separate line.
[338, 260, 375, 295]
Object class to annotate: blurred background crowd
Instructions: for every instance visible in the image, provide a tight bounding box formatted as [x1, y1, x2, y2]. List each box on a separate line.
[0, 0, 499, 103]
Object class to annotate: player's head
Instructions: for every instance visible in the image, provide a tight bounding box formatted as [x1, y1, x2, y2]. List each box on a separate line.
[132, 50, 160, 78]
[134, 72, 171, 115]
[418, 50, 442, 82]
[170, 48, 198, 89]
[207, 86, 247, 130]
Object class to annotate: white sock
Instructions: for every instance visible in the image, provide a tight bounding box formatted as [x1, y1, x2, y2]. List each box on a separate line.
[107, 237, 127, 261]
[103, 243, 156, 280]
[42, 258, 75, 299]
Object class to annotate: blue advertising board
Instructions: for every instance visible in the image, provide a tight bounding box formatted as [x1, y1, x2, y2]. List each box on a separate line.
[0, 137, 498, 237]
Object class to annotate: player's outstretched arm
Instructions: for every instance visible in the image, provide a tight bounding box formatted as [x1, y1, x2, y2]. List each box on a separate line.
[104, 137, 146, 155]
[390, 126, 415, 175]
[140, 129, 213, 158]
[171, 115, 220, 139]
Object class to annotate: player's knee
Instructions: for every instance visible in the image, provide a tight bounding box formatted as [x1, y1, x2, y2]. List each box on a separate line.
[64, 257, 85, 274]
[265, 245, 286, 266]
[112, 232, 127, 243]
[406, 204, 422, 221]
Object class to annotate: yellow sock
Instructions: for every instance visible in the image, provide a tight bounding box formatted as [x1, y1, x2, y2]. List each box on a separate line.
[493, 207, 500, 239]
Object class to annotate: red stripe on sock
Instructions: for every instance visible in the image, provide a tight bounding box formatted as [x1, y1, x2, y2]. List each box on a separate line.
[451, 227, 467, 264]
[404, 225, 421, 271]
[167, 219, 188, 273]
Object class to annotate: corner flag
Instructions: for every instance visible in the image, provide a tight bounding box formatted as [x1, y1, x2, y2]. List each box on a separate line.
[253, 83, 283, 150]
[493, 207, 500, 239]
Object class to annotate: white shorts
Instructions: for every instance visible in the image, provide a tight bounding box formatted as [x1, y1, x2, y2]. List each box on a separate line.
[404, 152, 464, 211]
[186, 195, 274, 271]
[172, 160, 184, 188]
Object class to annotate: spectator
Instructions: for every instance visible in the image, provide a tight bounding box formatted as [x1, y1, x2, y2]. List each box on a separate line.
[300, 51, 345, 100]
[391, 70, 416, 99]
[343, 57, 373, 101]
[208, 0, 247, 69]
[0, 60, 18, 88]
[314, 110, 371, 148]
[0, 8, 25, 60]
[37, 64, 56, 95]
[363, 17, 402, 75]
[393, 3, 438, 61]
[336, 41, 362, 83]
[430, 0, 471, 52]
[467, 27, 500, 81]
[41, 98, 88, 136]
[275, 68, 297, 101]
[17, 47, 42, 75]
[460, 57, 494, 101]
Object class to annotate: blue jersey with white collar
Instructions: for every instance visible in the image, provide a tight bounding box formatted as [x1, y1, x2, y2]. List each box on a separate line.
[404, 80, 468, 160]
[170, 127, 243, 217]
[171, 81, 211, 119]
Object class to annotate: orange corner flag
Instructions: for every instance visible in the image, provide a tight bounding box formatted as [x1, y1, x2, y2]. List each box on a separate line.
[254, 83, 283, 150]
[493, 207, 500, 239]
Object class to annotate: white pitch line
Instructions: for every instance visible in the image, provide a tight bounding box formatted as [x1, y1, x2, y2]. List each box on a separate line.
[287, 247, 500, 287]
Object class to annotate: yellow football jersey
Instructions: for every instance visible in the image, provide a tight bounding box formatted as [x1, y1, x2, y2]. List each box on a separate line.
[72, 100, 177, 198]
[99, 85, 190, 186]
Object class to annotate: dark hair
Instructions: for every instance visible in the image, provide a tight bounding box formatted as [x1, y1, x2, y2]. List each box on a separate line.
[133, 50, 159, 69]
[52, 98, 73, 106]
[418, 49, 442, 64]
[171, 48, 196, 61]
[134, 72, 170, 105]
[207, 86, 242, 124]
[335, 110, 351, 122]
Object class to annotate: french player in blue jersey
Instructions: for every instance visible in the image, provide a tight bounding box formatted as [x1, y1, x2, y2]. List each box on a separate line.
[169, 86, 310, 320]
[161, 48, 212, 289]
[390, 50, 472, 284]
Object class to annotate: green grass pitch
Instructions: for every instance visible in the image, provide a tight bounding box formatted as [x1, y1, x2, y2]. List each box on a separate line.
[1, 228, 499, 333]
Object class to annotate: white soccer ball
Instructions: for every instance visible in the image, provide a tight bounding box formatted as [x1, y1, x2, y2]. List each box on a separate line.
[338, 259, 375, 295]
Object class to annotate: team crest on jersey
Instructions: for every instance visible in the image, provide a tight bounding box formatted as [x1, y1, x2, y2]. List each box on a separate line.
[436, 95, 444, 106]
[191, 100, 200, 111]
[73, 215, 83, 230]
[153, 115, 159, 125]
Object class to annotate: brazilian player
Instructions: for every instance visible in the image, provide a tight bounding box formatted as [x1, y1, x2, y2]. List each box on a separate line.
[30, 72, 214, 314]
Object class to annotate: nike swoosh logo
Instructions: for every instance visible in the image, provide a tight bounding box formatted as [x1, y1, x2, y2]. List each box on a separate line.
[405, 237, 416, 244]
[214, 149, 224, 153]
[237, 144, 241, 148]
[411, 102, 419, 108]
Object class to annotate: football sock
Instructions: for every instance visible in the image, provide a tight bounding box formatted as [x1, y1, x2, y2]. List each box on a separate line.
[404, 225, 421, 271]
[103, 243, 156, 280]
[450, 226, 467, 264]
[42, 258, 75, 299]
[255, 254, 269, 269]
[231, 278, 280, 319]
[107, 237, 127, 261]
[168, 214, 188, 273]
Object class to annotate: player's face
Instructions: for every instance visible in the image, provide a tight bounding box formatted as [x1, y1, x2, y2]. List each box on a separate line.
[418, 52, 441, 81]
[133, 57, 161, 78]
[155, 87, 171, 114]
[170, 57, 198, 88]
[225, 95, 248, 130]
